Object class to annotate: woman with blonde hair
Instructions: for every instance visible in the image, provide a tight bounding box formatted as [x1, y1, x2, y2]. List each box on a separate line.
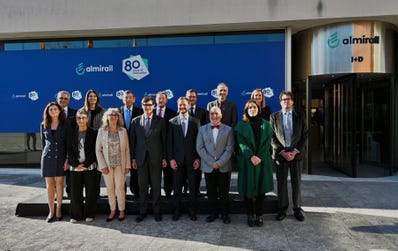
[251, 88, 271, 121]
[96, 108, 131, 221]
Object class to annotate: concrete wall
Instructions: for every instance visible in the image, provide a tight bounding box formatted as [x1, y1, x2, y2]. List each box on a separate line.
[1, 0, 397, 39]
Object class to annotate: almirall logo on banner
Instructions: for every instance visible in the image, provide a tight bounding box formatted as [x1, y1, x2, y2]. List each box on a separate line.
[122, 55, 150, 80]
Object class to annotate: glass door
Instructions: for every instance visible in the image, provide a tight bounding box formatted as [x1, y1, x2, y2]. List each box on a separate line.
[324, 74, 358, 177]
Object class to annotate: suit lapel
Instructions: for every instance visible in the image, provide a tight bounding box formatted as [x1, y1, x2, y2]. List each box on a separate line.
[277, 111, 286, 146]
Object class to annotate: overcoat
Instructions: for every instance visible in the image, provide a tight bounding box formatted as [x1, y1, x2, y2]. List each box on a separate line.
[235, 119, 273, 198]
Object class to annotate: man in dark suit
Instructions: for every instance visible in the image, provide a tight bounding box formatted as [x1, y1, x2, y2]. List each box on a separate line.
[56, 90, 77, 198]
[119, 90, 143, 197]
[270, 91, 308, 222]
[186, 89, 208, 125]
[155, 91, 176, 198]
[168, 97, 201, 221]
[130, 96, 167, 222]
[186, 89, 208, 195]
[196, 106, 235, 224]
[206, 83, 238, 128]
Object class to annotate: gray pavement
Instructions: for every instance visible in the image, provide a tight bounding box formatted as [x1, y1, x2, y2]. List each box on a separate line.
[1, 168, 398, 251]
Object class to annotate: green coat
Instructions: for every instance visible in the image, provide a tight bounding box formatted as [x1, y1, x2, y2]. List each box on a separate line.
[235, 119, 273, 198]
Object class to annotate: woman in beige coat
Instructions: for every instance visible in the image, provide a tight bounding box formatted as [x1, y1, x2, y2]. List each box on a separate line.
[96, 108, 131, 221]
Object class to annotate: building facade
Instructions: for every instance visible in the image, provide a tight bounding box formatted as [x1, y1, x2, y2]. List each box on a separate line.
[0, 0, 397, 176]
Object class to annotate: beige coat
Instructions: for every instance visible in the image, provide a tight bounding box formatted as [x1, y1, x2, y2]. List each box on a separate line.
[96, 127, 131, 172]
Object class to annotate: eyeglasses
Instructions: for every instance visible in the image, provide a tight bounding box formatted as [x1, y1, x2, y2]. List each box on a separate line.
[142, 103, 153, 106]
[59, 97, 69, 100]
[281, 98, 292, 102]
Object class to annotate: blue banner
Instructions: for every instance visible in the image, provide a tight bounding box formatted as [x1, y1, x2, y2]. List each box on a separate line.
[0, 42, 285, 132]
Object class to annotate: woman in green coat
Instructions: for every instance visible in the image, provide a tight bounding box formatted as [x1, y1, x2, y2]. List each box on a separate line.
[235, 99, 273, 227]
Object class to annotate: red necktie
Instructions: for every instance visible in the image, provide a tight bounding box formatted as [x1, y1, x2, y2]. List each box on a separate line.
[158, 108, 163, 117]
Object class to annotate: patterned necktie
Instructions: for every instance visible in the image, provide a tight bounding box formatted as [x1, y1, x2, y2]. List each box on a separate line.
[158, 108, 163, 118]
[285, 113, 292, 146]
[126, 109, 132, 129]
[181, 118, 186, 137]
[144, 118, 151, 136]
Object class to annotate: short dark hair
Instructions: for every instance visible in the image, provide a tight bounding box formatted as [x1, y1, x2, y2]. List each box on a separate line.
[279, 91, 294, 101]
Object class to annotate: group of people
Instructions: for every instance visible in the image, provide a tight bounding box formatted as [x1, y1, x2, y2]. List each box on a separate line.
[40, 83, 308, 227]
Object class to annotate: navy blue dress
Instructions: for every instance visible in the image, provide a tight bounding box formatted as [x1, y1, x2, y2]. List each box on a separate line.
[40, 123, 68, 177]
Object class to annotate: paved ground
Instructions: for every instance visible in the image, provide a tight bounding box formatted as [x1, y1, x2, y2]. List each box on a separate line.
[1, 168, 398, 251]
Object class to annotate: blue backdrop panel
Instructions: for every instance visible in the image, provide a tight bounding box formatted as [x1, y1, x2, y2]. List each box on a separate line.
[0, 42, 285, 132]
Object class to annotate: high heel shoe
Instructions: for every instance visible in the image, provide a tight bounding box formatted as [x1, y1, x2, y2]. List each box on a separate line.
[106, 217, 115, 222]
[46, 216, 55, 223]
[55, 216, 63, 221]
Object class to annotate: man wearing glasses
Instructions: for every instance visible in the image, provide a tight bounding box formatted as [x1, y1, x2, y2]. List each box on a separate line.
[270, 91, 308, 222]
[129, 96, 167, 222]
[56, 90, 77, 198]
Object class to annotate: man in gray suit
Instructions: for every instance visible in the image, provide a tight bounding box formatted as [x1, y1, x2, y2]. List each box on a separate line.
[130, 96, 167, 222]
[206, 83, 238, 128]
[196, 106, 235, 224]
[270, 91, 308, 222]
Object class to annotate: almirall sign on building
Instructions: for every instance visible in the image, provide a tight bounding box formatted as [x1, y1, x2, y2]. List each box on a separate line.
[327, 32, 380, 49]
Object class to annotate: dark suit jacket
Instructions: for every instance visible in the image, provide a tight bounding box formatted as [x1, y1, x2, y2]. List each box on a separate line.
[260, 105, 271, 121]
[206, 99, 238, 127]
[130, 115, 166, 167]
[66, 107, 77, 130]
[154, 107, 176, 121]
[190, 105, 208, 126]
[269, 109, 308, 161]
[67, 127, 97, 168]
[167, 115, 200, 166]
[119, 105, 143, 133]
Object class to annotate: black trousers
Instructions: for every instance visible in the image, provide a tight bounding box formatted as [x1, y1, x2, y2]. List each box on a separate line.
[172, 161, 200, 213]
[129, 168, 139, 195]
[162, 164, 173, 196]
[70, 170, 97, 219]
[275, 159, 302, 212]
[138, 155, 162, 215]
[204, 169, 231, 216]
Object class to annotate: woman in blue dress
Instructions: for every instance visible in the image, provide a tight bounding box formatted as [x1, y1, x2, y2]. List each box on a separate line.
[40, 102, 69, 222]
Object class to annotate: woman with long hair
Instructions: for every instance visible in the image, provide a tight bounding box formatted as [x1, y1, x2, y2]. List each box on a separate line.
[40, 102, 69, 222]
[96, 108, 131, 221]
[251, 88, 271, 121]
[235, 99, 273, 227]
[81, 89, 105, 198]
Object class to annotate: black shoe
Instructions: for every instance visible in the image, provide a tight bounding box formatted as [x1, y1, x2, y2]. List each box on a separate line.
[255, 215, 264, 227]
[106, 217, 115, 222]
[247, 215, 255, 227]
[172, 212, 181, 221]
[135, 214, 146, 223]
[154, 214, 162, 222]
[55, 216, 63, 221]
[118, 216, 125, 222]
[190, 213, 197, 221]
[46, 216, 55, 223]
[294, 209, 305, 222]
[276, 212, 286, 221]
[205, 214, 219, 222]
[222, 214, 231, 224]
